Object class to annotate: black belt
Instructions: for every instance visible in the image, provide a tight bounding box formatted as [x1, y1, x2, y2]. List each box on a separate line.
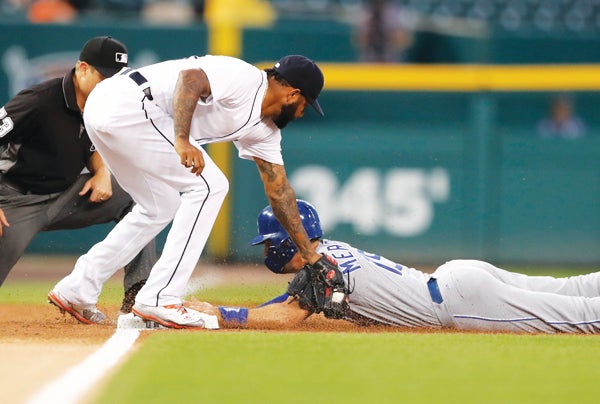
[427, 278, 443, 304]
[123, 68, 154, 101]
[0, 175, 30, 194]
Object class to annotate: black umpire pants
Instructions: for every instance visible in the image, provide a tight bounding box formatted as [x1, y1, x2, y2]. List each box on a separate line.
[0, 174, 156, 292]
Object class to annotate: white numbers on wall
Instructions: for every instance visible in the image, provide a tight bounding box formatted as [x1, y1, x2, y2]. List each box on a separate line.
[290, 166, 450, 237]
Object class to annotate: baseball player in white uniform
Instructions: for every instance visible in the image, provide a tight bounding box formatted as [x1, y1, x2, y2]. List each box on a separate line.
[191, 200, 600, 334]
[49, 55, 331, 329]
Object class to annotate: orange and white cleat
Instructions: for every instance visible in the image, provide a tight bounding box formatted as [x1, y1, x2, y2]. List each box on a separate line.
[48, 290, 106, 325]
[132, 303, 218, 329]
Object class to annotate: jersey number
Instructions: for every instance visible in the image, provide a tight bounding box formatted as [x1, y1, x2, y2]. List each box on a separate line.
[0, 107, 14, 138]
[358, 249, 404, 276]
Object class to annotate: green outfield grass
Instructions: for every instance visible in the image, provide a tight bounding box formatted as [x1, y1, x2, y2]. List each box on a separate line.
[94, 331, 600, 404]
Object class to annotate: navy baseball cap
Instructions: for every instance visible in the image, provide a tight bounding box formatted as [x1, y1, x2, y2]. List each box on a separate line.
[273, 55, 324, 116]
[79, 36, 128, 78]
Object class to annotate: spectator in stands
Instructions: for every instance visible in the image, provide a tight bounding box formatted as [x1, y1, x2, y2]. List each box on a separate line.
[27, 0, 76, 23]
[537, 94, 587, 140]
[353, 0, 414, 63]
[141, 0, 196, 24]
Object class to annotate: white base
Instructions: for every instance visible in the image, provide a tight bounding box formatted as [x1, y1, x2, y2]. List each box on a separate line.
[198, 313, 220, 330]
[117, 313, 165, 330]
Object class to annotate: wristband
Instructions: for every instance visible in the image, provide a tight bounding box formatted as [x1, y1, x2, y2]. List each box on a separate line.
[218, 306, 248, 325]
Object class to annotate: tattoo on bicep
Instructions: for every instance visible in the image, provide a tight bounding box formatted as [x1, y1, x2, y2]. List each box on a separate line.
[173, 70, 209, 138]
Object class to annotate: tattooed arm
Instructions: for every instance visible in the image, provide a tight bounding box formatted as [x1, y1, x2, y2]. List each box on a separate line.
[254, 157, 322, 265]
[172, 68, 212, 176]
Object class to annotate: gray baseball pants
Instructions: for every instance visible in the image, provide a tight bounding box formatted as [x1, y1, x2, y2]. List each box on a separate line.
[0, 173, 155, 291]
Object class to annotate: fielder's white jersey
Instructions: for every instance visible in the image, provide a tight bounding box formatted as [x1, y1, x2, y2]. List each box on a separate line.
[135, 55, 283, 165]
[316, 239, 441, 328]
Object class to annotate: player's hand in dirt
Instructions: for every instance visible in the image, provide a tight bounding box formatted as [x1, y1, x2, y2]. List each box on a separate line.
[186, 297, 218, 315]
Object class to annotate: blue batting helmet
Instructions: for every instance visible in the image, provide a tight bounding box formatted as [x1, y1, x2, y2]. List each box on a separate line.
[250, 200, 323, 273]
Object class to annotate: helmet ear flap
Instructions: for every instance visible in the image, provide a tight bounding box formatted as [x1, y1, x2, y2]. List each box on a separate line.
[264, 239, 298, 273]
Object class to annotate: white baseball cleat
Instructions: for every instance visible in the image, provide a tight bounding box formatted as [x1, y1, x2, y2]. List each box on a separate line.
[131, 303, 219, 329]
[48, 290, 107, 325]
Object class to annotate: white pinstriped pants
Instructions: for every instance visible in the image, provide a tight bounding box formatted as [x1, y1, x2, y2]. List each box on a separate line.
[54, 75, 228, 307]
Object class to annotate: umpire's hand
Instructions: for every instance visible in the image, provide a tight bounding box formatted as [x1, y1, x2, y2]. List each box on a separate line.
[0, 207, 9, 237]
[79, 167, 113, 203]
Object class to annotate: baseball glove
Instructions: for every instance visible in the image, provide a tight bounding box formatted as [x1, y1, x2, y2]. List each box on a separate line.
[287, 254, 351, 319]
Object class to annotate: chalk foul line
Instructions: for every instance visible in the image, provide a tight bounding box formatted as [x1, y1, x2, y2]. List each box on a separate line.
[27, 328, 140, 404]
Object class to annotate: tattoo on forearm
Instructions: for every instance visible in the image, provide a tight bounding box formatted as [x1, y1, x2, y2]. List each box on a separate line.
[256, 159, 313, 257]
[272, 184, 312, 253]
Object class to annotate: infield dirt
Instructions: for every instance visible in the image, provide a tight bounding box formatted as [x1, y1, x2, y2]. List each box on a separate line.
[1, 255, 395, 403]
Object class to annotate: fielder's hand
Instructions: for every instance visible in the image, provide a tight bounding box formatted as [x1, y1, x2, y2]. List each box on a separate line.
[174, 137, 205, 176]
[287, 254, 351, 319]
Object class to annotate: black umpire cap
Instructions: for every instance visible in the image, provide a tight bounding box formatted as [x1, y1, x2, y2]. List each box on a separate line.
[273, 55, 324, 116]
[79, 36, 128, 78]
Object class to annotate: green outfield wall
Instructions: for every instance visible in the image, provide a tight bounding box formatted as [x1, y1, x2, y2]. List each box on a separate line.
[231, 90, 600, 266]
[1, 21, 598, 266]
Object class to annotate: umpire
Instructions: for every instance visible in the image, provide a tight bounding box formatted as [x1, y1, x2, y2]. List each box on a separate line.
[0, 36, 155, 314]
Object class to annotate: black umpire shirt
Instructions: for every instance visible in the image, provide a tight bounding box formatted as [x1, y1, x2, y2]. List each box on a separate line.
[0, 68, 94, 194]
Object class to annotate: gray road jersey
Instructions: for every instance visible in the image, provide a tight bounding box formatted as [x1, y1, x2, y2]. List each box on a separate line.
[317, 239, 440, 328]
